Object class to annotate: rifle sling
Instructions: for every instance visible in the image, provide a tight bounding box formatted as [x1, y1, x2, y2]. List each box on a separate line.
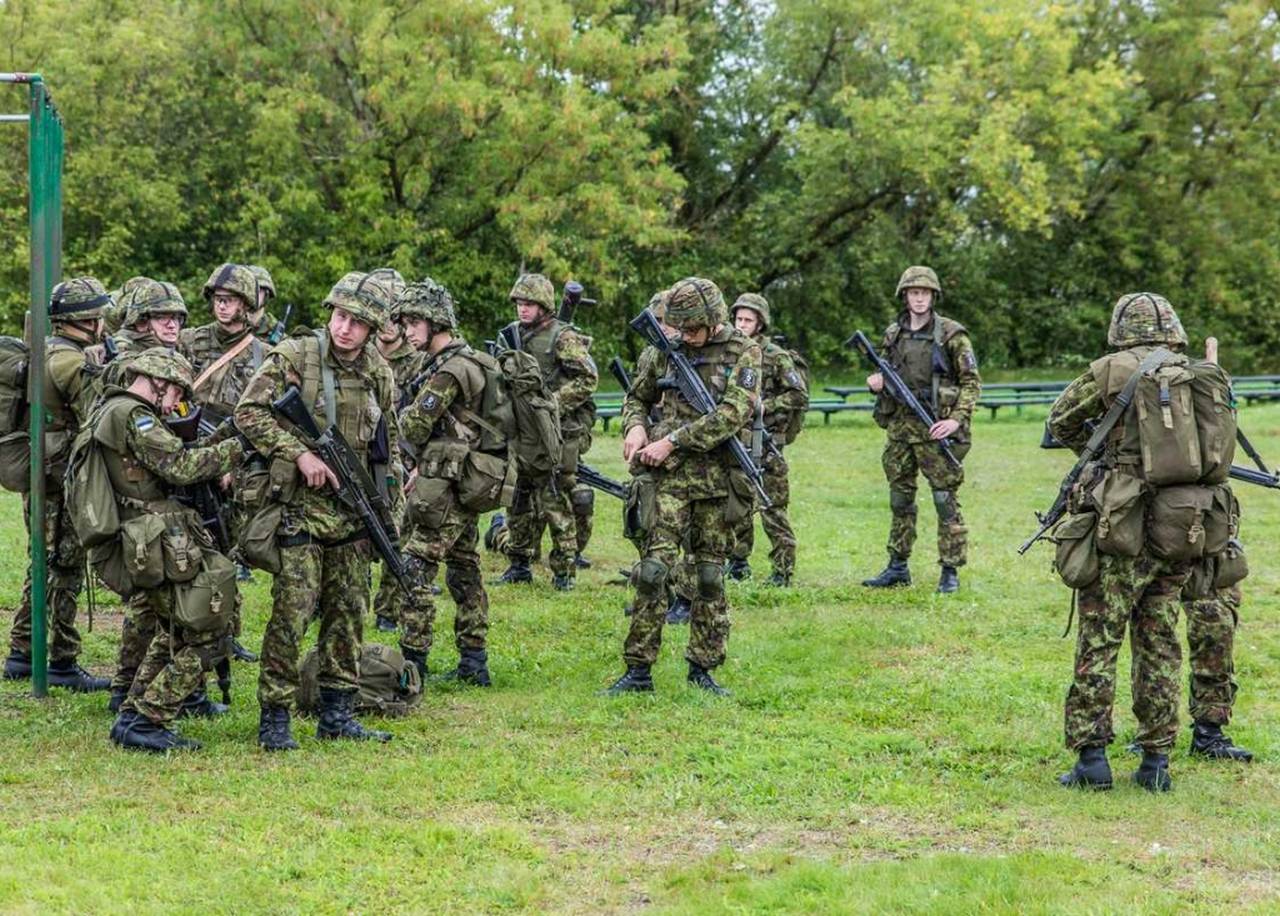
[191, 332, 257, 395]
[1077, 347, 1173, 461]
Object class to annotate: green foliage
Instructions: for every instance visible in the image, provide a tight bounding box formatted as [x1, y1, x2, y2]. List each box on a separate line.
[2, 1, 1278, 368]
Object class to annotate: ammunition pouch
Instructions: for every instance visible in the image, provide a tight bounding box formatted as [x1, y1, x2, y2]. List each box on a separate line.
[458, 451, 515, 513]
[1050, 511, 1100, 590]
[170, 549, 238, 634]
[238, 503, 285, 574]
[1147, 484, 1213, 562]
[408, 476, 454, 530]
[419, 439, 469, 481]
[725, 468, 755, 526]
[623, 473, 658, 546]
[1090, 470, 1146, 558]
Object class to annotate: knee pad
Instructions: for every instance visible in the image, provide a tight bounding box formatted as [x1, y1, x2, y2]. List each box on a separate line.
[635, 557, 669, 599]
[403, 555, 431, 590]
[890, 489, 917, 515]
[695, 561, 724, 602]
[571, 486, 595, 514]
[931, 489, 957, 522]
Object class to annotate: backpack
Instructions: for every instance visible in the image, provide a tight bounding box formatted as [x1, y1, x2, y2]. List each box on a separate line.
[297, 643, 423, 718]
[471, 347, 563, 481]
[64, 399, 121, 548]
[778, 345, 811, 445]
[1132, 356, 1236, 486]
[0, 337, 30, 492]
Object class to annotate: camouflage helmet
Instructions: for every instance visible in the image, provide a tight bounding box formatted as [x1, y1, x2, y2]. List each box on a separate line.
[202, 263, 259, 312]
[730, 292, 771, 333]
[1107, 292, 1188, 349]
[664, 277, 725, 330]
[895, 265, 942, 298]
[49, 276, 112, 321]
[324, 270, 395, 330]
[122, 278, 188, 327]
[126, 347, 195, 397]
[395, 278, 457, 330]
[509, 273, 555, 312]
[369, 267, 407, 305]
[248, 265, 276, 300]
[647, 288, 670, 321]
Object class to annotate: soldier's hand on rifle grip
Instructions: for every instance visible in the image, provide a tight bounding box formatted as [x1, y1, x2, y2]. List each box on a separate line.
[297, 451, 339, 489]
[930, 418, 960, 441]
[623, 426, 649, 462]
[638, 436, 675, 467]
[867, 372, 884, 393]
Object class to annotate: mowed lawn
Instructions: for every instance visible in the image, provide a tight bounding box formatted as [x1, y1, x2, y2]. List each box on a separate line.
[2, 403, 1279, 914]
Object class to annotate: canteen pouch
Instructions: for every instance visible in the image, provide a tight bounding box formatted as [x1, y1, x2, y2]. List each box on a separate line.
[623, 473, 658, 546]
[1213, 539, 1249, 590]
[120, 514, 166, 590]
[1090, 470, 1145, 557]
[408, 476, 453, 530]
[171, 549, 237, 634]
[458, 451, 515, 513]
[0, 431, 30, 492]
[1147, 484, 1213, 562]
[239, 503, 284, 574]
[1051, 511, 1099, 589]
[160, 516, 201, 584]
[725, 469, 756, 526]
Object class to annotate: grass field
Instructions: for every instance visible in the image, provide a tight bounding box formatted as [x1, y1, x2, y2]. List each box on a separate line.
[2, 403, 1279, 914]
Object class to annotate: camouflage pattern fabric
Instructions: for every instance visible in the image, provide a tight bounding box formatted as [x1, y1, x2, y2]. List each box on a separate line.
[125, 591, 230, 726]
[730, 449, 795, 577]
[8, 492, 83, 662]
[1107, 292, 1188, 349]
[1065, 551, 1190, 752]
[1182, 584, 1240, 726]
[571, 482, 594, 555]
[882, 437, 970, 567]
[179, 322, 266, 417]
[256, 540, 368, 708]
[506, 478, 577, 577]
[110, 592, 157, 693]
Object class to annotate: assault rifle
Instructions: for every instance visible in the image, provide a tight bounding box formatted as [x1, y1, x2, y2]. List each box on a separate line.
[577, 462, 627, 500]
[845, 330, 961, 470]
[608, 355, 632, 392]
[628, 308, 771, 508]
[558, 281, 596, 325]
[266, 302, 293, 346]
[271, 386, 411, 591]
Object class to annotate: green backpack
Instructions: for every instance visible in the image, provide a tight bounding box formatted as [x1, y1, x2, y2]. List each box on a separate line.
[779, 346, 811, 445]
[470, 347, 563, 481]
[64, 400, 121, 549]
[297, 643, 423, 718]
[0, 337, 30, 492]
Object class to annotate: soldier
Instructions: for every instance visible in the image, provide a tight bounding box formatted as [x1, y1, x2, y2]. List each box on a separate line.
[726, 293, 808, 586]
[1049, 292, 1209, 793]
[394, 280, 498, 686]
[247, 265, 280, 340]
[1, 278, 112, 692]
[236, 270, 401, 751]
[605, 277, 761, 696]
[496, 273, 598, 591]
[94, 349, 246, 751]
[863, 266, 980, 594]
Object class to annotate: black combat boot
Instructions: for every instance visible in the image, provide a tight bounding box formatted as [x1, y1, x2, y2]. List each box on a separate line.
[2, 650, 31, 680]
[236, 563, 253, 583]
[726, 558, 751, 581]
[601, 665, 654, 695]
[107, 687, 128, 714]
[574, 553, 592, 569]
[177, 690, 229, 719]
[687, 663, 730, 696]
[552, 573, 575, 592]
[445, 648, 492, 687]
[231, 639, 259, 663]
[1190, 722, 1254, 762]
[495, 563, 533, 585]
[316, 687, 392, 742]
[1133, 751, 1172, 792]
[110, 710, 201, 753]
[401, 646, 428, 682]
[665, 595, 692, 625]
[937, 565, 959, 594]
[483, 512, 506, 552]
[766, 572, 791, 588]
[375, 615, 398, 633]
[862, 553, 911, 588]
[1058, 745, 1113, 790]
[258, 705, 299, 752]
[48, 659, 110, 692]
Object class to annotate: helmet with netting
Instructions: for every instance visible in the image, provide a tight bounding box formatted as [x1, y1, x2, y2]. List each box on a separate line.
[49, 277, 112, 321]
[895, 265, 942, 298]
[324, 271, 396, 330]
[127, 347, 195, 397]
[664, 277, 725, 330]
[509, 273, 555, 311]
[395, 278, 457, 330]
[122, 279, 188, 327]
[248, 265, 276, 300]
[202, 263, 259, 312]
[369, 267, 407, 306]
[1107, 292, 1188, 349]
[647, 288, 670, 321]
[730, 292, 771, 333]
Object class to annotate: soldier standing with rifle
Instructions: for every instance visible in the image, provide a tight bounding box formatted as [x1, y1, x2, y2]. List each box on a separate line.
[236, 271, 402, 751]
[604, 277, 762, 697]
[496, 273, 598, 591]
[861, 266, 980, 594]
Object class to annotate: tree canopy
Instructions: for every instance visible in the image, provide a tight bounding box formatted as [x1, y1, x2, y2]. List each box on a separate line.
[2, 0, 1277, 369]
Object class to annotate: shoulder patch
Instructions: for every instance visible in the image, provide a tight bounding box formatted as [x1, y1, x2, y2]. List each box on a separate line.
[785, 369, 804, 388]
[738, 367, 758, 391]
[421, 393, 439, 412]
[960, 350, 978, 372]
[133, 413, 157, 433]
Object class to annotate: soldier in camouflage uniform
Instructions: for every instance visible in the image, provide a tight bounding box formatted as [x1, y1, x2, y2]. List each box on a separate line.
[236, 271, 401, 751]
[605, 278, 762, 696]
[98, 349, 246, 751]
[863, 266, 981, 594]
[247, 265, 280, 341]
[1049, 293, 1201, 793]
[726, 293, 808, 586]
[496, 273, 598, 591]
[394, 280, 499, 686]
[2, 279, 112, 692]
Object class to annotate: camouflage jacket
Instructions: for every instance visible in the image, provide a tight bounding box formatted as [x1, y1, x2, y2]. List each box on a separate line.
[622, 325, 762, 498]
[399, 338, 488, 459]
[379, 335, 425, 408]
[879, 312, 981, 442]
[180, 322, 267, 419]
[234, 329, 404, 542]
[756, 336, 808, 436]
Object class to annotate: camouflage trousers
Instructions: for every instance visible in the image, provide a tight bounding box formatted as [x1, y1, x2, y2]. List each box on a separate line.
[571, 482, 594, 555]
[400, 483, 488, 656]
[257, 539, 369, 709]
[1064, 551, 1190, 752]
[624, 488, 732, 671]
[111, 592, 157, 693]
[505, 472, 578, 578]
[881, 436, 969, 567]
[731, 449, 795, 577]
[125, 586, 232, 726]
[1182, 585, 1240, 726]
[8, 491, 84, 662]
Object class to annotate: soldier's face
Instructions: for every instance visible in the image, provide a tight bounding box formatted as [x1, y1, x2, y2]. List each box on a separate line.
[211, 290, 245, 327]
[680, 326, 712, 348]
[159, 381, 184, 414]
[905, 287, 934, 315]
[147, 314, 183, 345]
[402, 317, 432, 350]
[378, 321, 402, 344]
[329, 307, 373, 354]
[734, 311, 760, 337]
[515, 300, 545, 325]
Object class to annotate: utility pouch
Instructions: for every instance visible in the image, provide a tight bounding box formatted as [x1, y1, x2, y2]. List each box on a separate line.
[1050, 511, 1100, 589]
[1147, 484, 1213, 562]
[1137, 362, 1203, 486]
[623, 473, 658, 546]
[120, 514, 166, 590]
[236, 458, 272, 510]
[171, 549, 237, 634]
[419, 440, 469, 481]
[458, 451, 515, 513]
[1185, 556, 1216, 600]
[267, 456, 299, 505]
[725, 469, 755, 526]
[937, 384, 960, 418]
[0, 432, 30, 492]
[160, 515, 201, 583]
[239, 503, 285, 574]
[408, 476, 454, 530]
[1213, 539, 1249, 590]
[90, 540, 135, 598]
[1090, 470, 1146, 557]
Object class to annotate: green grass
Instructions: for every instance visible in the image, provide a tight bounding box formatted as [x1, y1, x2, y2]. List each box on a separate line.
[2, 403, 1280, 913]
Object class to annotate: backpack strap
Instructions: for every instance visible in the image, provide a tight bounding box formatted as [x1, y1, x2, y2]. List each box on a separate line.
[191, 333, 257, 396]
[299, 329, 338, 427]
[1088, 347, 1173, 457]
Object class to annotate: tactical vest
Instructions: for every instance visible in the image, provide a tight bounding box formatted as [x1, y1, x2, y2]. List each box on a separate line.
[183, 323, 266, 416]
[283, 329, 386, 473]
[883, 314, 963, 415]
[504, 317, 595, 434]
[44, 337, 86, 435]
[657, 327, 750, 438]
